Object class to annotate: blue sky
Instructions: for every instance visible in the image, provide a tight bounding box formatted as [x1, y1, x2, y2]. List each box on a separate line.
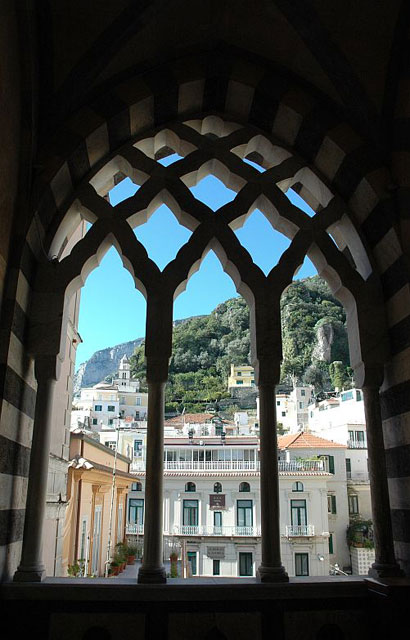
[75, 156, 316, 368]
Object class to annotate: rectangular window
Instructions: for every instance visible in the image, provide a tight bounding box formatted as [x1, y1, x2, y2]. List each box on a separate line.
[282, 411, 286, 417]
[349, 494, 359, 515]
[277, 400, 280, 406]
[136, 397, 141, 406]
[94, 405, 102, 411]
[128, 498, 144, 525]
[237, 500, 253, 528]
[239, 552, 253, 576]
[108, 419, 113, 425]
[327, 495, 337, 514]
[107, 405, 115, 412]
[329, 533, 334, 555]
[295, 553, 309, 576]
[183, 500, 198, 526]
[355, 430, 365, 442]
[91, 505, 102, 576]
[324, 455, 335, 474]
[117, 503, 123, 542]
[299, 402, 303, 409]
[213, 511, 222, 533]
[133, 440, 143, 456]
[79, 517, 88, 564]
[291, 499, 307, 526]
[92, 418, 98, 425]
[301, 390, 306, 396]
[346, 458, 351, 478]
[236, 380, 243, 385]
[187, 551, 197, 575]
[213, 559, 220, 576]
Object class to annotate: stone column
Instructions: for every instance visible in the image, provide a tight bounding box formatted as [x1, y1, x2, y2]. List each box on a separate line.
[14, 359, 57, 582]
[256, 376, 288, 582]
[362, 385, 403, 578]
[138, 377, 167, 583]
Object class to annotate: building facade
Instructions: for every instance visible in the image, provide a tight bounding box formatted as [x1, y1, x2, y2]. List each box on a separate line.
[72, 355, 148, 430]
[125, 427, 348, 577]
[308, 389, 371, 523]
[62, 431, 134, 577]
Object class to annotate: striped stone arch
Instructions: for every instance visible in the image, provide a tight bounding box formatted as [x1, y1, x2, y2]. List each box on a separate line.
[2, 50, 410, 576]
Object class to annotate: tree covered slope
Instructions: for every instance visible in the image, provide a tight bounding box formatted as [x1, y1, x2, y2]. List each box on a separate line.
[130, 276, 351, 412]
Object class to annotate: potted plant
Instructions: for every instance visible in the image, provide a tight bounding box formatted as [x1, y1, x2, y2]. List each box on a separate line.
[169, 550, 179, 578]
[67, 562, 81, 577]
[110, 560, 119, 576]
[115, 542, 127, 571]
[127, 544, 137, 565]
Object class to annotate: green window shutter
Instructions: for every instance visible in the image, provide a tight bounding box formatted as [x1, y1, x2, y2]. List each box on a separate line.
[329, 533, 334, 554]
[328, 455, 335, 474]
[331, 495, 337, 514]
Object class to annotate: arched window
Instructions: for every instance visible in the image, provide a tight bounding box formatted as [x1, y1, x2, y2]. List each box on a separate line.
[185, 482, 196, 492]
[239, 482, 250, 492]
[214, 482, 222, 493]
[135, 482, 142, 492]
[292, 482, 304, 492]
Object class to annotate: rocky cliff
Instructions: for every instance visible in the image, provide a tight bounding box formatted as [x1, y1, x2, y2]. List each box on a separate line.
[73, 338, 144, 393]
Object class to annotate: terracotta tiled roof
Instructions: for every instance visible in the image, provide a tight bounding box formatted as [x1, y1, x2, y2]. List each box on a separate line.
[278, 432, 346, 449]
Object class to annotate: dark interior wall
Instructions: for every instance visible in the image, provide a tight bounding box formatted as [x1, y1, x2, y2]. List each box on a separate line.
[0, 1, 21, 307]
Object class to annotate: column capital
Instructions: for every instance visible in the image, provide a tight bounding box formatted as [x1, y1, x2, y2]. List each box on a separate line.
[253, 357, 281, 386]
[355, 364, 384, 390]
[34, 355, 61, 382]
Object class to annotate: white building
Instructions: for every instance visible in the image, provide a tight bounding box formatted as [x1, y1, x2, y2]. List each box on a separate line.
[71, 355, 148, 430]
[124, 425, 349, 577]
[308, 389, 371, 523]
[257, 385, 315, 433]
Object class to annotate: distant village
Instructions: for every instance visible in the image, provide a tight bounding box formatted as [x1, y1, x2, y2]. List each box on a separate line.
[60, 356, 372, 579]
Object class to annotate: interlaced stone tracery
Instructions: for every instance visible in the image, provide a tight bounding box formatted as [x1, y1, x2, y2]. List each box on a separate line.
[18, 116, 399, 583]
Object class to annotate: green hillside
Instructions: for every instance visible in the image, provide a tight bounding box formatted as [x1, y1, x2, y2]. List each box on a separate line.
[130, 276, 352, 412]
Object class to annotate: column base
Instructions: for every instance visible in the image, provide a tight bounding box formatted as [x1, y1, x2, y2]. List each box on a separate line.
[138, 565, 167, 584]
[14, 565, 46, 582]
[368, 562, 405, 579]
[257, 564, 289, 583]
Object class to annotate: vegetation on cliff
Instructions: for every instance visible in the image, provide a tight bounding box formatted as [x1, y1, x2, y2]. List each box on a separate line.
[129, 276, 352, 412]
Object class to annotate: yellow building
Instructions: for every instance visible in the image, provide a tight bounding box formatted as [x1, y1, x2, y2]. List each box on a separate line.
[228, 364, 255, 389]
[62, 432, 135, 577]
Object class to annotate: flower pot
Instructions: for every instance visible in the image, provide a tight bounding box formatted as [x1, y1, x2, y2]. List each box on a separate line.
[127, 555, 136, 565]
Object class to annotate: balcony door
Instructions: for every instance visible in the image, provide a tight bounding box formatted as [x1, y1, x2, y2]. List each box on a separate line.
[129, 498, 144, 527]
[183, 500, 199, 529]
[291, 500, 307, 527]
[237, 500, 253, 532]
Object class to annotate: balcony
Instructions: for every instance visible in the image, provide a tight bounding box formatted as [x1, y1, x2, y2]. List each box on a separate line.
[347, 439, 367, 449]
[126, 523, 144, 535]
[130, 459, 327, 473]
[126, 524, 261, 536]
[285, 524, 315, 537]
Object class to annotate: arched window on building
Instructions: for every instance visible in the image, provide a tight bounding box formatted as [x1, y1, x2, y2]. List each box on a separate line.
[292, 482, 304, 492]
[214, 482, 222, 493]
[239, 482, 250, 492]
[185, 482, 196, 492]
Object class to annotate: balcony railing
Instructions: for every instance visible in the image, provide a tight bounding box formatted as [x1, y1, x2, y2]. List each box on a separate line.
[126, 524, 144, 535]
[126, 524, 261, 536]
[285, 524, 315, 537]
[347, 439, 367, 449]
[130, 459, 326, 473]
